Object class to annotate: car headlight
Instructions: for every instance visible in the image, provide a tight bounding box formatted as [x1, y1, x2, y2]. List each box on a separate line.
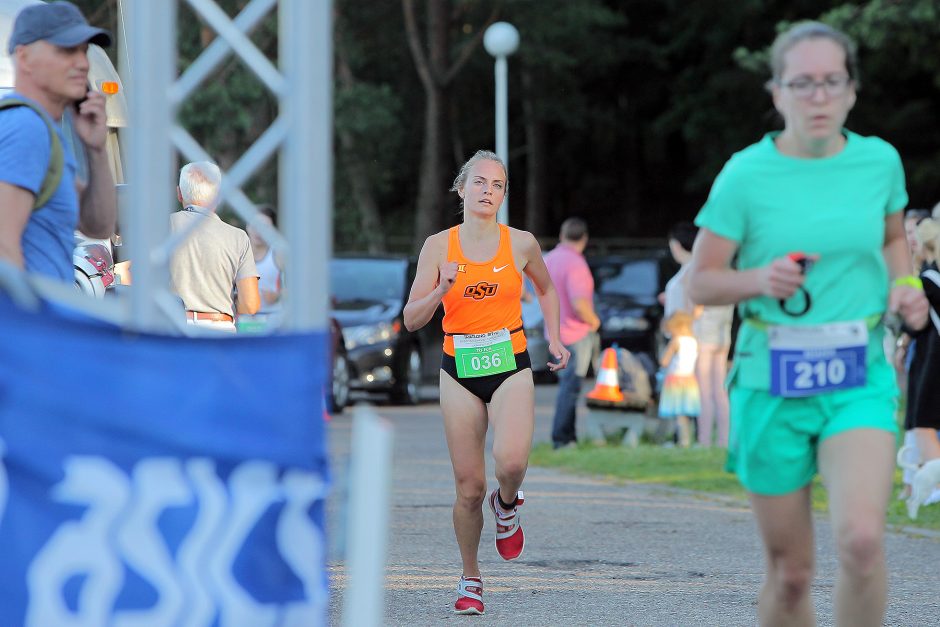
[344, 321, 398, 349]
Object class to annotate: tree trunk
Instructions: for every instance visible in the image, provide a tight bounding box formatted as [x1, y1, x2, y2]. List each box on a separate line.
[404, 0, 449, 248]
[521, 67, 547, 237]
[338, 132, 386, 253]
[449, 98, 465, 169]
[402, 0, 498, 250]
[335, 32, 386, 253]
[413, 86, 448, 247]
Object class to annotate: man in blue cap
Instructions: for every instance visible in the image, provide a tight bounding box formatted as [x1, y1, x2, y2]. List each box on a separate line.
[0, 1, 116, 282]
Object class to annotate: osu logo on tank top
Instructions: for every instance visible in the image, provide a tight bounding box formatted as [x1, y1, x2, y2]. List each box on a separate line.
[464, 281, 498, 300]
[441, 223, 526, 357]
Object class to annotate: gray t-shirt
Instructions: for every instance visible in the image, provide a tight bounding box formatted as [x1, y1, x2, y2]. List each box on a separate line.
[169, 207, 259, 318]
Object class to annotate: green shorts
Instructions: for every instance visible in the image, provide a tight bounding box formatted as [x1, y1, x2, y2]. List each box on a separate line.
[726, 363, 898, 496]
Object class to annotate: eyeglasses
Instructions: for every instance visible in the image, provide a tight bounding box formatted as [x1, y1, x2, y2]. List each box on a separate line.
[780, 75, 852, 100]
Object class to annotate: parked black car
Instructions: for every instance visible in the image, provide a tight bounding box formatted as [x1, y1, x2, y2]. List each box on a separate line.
[329, 255, 444, 404]
[589, 249, 679, 361]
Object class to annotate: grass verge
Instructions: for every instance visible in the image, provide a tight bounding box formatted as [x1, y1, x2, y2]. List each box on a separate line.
[529, 442, 940, 533]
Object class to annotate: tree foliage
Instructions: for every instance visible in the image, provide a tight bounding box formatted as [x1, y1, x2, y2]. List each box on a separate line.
[71, 0, 940, 249]
[821, 0, 940, 206]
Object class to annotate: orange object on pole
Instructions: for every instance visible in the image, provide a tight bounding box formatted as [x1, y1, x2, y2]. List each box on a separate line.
[99, 81, 120, 95]
[586, 347, 624, 403]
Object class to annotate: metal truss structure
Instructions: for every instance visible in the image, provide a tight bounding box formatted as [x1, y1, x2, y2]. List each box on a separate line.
[124, 0, 332, 332]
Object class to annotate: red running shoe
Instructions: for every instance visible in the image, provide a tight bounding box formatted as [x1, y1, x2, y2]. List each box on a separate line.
[454, 576, 484, 615]
[488, 488, 525, 561]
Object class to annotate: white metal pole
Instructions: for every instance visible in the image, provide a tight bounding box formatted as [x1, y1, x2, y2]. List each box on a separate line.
[484, 22, 518, 226]
[126, 0, 175, 332]
[342, 407, 394, 627]
[494, 55, 508, 226]
[115, 0, 131, 80]
[171, 0, 278, 106]
[280, 0, 331, 331]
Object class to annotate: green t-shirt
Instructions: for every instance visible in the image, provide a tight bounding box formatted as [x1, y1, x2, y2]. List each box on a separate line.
[695, 130, 907, 389]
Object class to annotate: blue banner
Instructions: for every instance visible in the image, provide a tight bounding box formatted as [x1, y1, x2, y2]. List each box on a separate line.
[0, 295, 329, 627]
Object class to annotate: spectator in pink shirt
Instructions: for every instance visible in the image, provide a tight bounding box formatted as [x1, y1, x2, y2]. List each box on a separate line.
[544, 218, 601, 448]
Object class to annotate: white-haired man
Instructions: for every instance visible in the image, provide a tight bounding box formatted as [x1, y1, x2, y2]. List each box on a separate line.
[0, 1, 116, 280]
[170, 161, 260, 331]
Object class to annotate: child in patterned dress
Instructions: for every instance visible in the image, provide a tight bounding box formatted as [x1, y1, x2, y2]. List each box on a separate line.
[658, 311, 700, 447]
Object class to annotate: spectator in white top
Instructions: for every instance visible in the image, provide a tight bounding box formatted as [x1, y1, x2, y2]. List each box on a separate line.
[247, 204, 283, 314]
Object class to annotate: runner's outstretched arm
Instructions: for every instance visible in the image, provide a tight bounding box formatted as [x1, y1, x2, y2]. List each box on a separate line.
[883, 212, 928, 330]
[520, 232, 569, 371]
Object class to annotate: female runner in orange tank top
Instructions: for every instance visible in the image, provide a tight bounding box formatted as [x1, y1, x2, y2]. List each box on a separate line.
[404, 150, 569, 615]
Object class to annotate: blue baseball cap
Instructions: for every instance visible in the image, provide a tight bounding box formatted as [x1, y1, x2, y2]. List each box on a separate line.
[7, 1, 112, 54]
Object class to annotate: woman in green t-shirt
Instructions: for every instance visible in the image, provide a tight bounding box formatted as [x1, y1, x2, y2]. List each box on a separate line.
[687, 22, 928, 627]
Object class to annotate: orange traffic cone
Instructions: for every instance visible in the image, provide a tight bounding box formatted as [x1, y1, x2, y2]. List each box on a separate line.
[586, 347, 624, 404]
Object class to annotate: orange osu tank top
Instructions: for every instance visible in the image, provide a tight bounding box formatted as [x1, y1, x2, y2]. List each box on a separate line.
[441, 224, 526, 356]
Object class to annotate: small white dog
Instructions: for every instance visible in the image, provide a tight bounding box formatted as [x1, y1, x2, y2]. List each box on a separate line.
[896, 446, 940, 520]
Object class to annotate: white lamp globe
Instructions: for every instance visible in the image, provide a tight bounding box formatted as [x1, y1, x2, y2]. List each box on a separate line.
[483, 22, 519, 57]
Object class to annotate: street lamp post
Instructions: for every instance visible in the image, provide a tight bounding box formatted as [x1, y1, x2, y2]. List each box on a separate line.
[483, 22, 519, 225]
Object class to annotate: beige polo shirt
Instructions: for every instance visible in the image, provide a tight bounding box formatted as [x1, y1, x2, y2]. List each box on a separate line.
[169, 207, 259, 318]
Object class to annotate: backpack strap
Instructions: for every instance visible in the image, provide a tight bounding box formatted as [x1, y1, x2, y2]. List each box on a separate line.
[0, 98, 64, 211]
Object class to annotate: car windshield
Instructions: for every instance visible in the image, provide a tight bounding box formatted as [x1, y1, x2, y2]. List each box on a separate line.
[592, 259, 658, 298]
[330, 258, 408, 306]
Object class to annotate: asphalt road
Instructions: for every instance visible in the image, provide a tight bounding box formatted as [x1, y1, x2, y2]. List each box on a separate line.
[326, 383, 940, 626]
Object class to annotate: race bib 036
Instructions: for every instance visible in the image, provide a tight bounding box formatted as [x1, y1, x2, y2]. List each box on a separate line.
[452, 329, 516, 378]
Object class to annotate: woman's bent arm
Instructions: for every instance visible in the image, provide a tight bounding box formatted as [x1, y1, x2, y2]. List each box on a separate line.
[404, 234, 450, 331]
[687, 229, 758, 305]
[883, 212, 915, 281]
[688, 228, 806, 305]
